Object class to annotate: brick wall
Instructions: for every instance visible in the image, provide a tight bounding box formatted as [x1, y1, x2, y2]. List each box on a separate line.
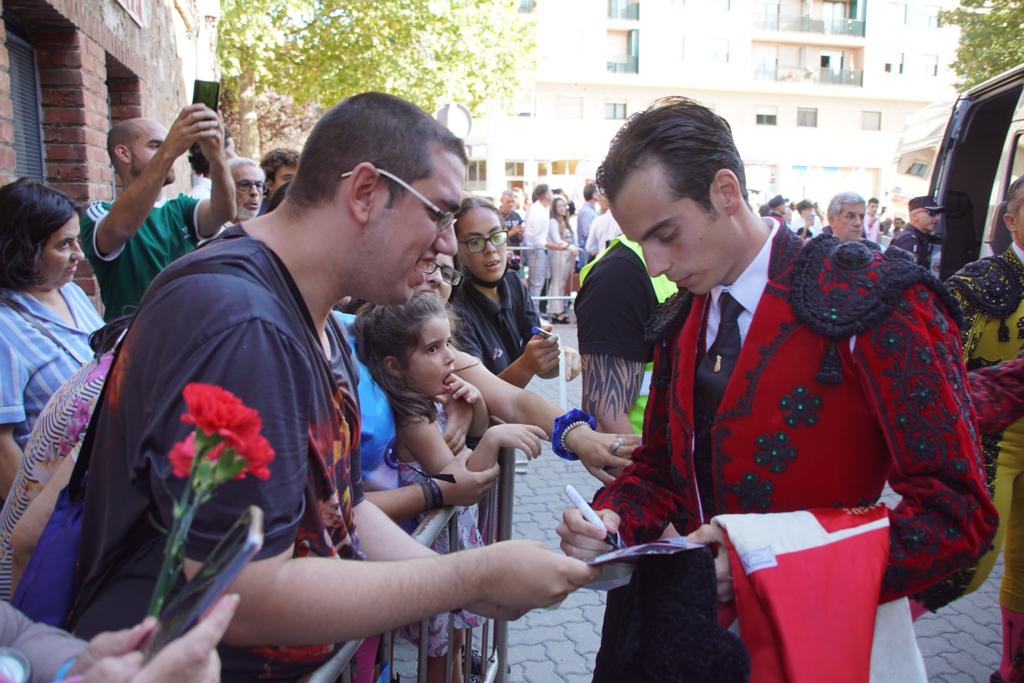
[0, 21, 14, 187]
[0, 0, 166, 306]
[34, 28, 112, 203]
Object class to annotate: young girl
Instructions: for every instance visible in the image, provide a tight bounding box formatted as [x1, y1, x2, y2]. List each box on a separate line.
[354, 292, 544, 683]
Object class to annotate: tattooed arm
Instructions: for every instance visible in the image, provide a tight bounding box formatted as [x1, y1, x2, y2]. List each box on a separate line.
[581, 353, 645, 435]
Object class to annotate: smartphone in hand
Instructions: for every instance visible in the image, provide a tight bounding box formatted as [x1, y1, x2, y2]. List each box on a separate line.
[144, 506, 263, 661]
[192, 79, 220, 112]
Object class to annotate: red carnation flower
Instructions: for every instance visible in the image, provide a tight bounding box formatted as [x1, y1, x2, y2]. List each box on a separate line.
[182, 383, 261, 439]
[168, 432, 197, 478]
[240, 433, 274, 480]
[179, 383, 274, 475]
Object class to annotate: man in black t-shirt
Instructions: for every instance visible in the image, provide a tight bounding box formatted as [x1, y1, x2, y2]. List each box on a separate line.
[575, 237, 675, 441]
[71, 93, 595, 682]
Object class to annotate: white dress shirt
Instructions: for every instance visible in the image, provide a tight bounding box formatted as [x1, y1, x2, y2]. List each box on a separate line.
[585, 211, 623, 256]
[705, 221, 857, 352]
[524, 202, 550, 249]
[705, 222, 779, 346]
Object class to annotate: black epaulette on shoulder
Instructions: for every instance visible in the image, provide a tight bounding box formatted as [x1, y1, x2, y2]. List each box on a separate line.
[790, 236, 961, 384]
[643, 290, 694, 346]
[946, 254, 1024, 342]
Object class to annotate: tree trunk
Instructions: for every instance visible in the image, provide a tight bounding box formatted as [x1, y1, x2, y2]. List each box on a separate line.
[238, 69, 260, 160]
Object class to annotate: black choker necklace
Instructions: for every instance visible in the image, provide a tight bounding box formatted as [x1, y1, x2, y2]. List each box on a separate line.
[470, 272, 503, 289]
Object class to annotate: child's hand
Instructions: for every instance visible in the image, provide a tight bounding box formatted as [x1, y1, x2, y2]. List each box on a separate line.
[484, 423, 547, 460]
[445, 374, 482, 405]
[437, 392, 472, 454]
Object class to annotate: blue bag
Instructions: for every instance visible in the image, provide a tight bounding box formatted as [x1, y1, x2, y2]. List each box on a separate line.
[11, 479, 85, 626]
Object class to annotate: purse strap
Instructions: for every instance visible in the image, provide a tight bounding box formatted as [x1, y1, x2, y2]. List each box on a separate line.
[0, 293, 90, 365]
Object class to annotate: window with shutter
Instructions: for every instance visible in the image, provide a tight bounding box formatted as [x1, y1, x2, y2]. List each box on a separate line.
[5, 28, 45, 182]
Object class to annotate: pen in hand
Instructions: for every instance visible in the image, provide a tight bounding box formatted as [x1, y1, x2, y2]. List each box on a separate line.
[565, 484, 623, 550]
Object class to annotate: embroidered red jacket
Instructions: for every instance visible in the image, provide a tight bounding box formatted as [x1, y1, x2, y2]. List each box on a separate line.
[594, 229, 998, 601]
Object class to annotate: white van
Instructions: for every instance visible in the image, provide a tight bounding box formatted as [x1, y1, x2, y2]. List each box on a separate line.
[926, 64, 1024, 280]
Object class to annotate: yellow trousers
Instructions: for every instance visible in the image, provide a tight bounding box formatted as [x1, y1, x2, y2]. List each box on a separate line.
[970, 434, 1024, 610]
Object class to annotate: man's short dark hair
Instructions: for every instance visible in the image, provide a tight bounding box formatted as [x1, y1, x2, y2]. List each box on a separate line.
[597, 96, 747, 215]
[868, 197, 880, 205]
[796, 199, 814, 212]
[286, 93, 467, 211]
[259, 148, 300, 183]
[106, 119, 142, 164]
[0, 179, 80, 289]
[531, 183, 550, 203]
[188, 142, 209, 176]
[583, 183, 598, 202]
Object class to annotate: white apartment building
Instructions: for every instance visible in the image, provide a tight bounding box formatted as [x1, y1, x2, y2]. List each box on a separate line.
[464, 0, 960, 210]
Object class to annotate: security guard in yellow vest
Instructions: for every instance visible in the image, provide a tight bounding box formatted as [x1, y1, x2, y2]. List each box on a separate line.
[941, 175, 1024, 683]
[576, 235, 677, 436]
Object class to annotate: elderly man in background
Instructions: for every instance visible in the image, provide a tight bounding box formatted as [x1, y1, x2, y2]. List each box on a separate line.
[229, 157, 266, 223]
[823, 191, 866, 242]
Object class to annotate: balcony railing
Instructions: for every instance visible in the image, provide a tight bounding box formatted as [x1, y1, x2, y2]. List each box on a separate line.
[754, 14, 865, 37]
[607, 55, 639, 73]
[753, 64, 864, 86]
[608, 0, 640, 20]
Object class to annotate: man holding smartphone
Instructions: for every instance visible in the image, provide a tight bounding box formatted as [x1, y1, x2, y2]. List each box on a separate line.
[80, 103, 234, 320]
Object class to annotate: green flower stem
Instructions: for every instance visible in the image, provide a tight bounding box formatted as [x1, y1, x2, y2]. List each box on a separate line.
[146, 429, 219, 617]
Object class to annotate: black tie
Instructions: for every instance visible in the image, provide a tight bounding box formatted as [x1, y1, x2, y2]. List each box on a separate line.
[692, 291, 745, 517]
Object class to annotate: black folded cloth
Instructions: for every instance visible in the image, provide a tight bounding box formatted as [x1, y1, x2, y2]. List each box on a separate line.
[593, 547, 750, 683]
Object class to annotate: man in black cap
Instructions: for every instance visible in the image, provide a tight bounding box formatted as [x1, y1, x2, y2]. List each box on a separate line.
[767, 194, 789, 226]
[891, 195, 942, 269]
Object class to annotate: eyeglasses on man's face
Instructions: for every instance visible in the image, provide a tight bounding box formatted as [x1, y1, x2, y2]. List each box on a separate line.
[340, 167, 455, 234]
[460, 230, 509, 253]
[417, 259, 463, 286]
[236, 179, 265, 192]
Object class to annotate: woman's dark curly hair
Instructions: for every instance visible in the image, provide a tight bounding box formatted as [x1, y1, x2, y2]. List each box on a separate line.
[0, 179, 80, 289]
[354, 292, 458, 425]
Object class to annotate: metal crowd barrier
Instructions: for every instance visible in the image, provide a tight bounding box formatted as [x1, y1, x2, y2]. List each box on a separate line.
[308, 445, 518, 682]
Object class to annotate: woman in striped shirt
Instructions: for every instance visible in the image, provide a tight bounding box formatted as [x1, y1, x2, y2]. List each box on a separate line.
[0, 180, 103, 501]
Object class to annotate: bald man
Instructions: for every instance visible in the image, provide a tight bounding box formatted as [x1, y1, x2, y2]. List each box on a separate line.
[80, 106, 234, 319]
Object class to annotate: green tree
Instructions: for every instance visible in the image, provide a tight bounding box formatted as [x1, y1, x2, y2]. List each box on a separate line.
[941, 0, 1024, 88]
[217, 0, 534, 158]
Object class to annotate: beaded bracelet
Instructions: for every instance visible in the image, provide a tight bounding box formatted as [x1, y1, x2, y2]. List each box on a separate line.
[551, 408, 597, 461]
[419, 479, 444, 510]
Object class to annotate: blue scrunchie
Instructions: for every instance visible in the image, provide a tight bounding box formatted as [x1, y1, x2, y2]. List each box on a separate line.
[551, 409, 596, 461]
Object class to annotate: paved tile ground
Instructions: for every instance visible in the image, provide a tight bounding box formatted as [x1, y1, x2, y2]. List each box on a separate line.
[397, 325, 1004, 681]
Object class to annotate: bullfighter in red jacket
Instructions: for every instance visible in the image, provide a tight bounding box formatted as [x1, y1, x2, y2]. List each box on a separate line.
[556, 97, 998, 681]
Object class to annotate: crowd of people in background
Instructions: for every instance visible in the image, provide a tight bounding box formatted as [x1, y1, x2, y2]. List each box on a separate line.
[0, 89, 1022, 683]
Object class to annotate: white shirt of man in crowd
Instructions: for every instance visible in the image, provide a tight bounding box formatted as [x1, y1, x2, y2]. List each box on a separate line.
[790, 208, 822, 234]
[864, 198, 881, 243]
[586, 197, 622, 256]
[524, 187, 552, 249]
[229, 157, 266, 223]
